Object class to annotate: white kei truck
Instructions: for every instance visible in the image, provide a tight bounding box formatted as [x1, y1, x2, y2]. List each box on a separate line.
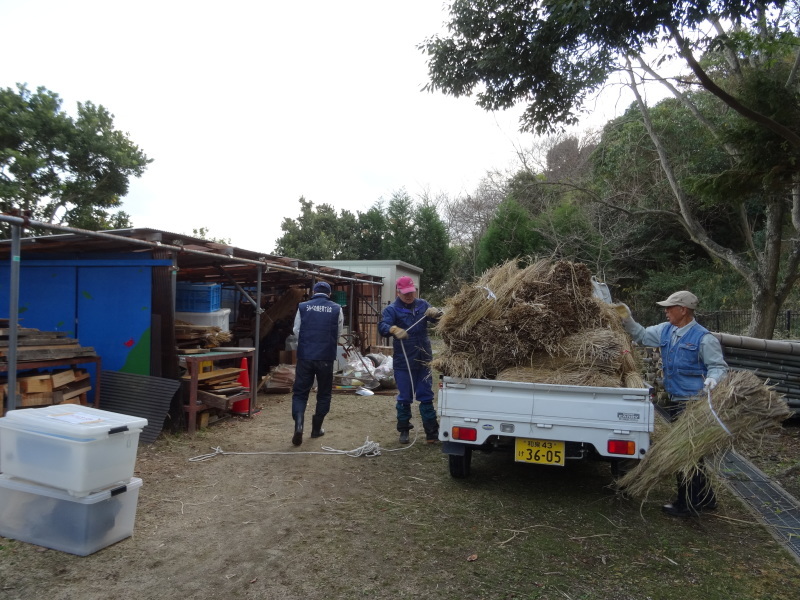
[437, 376, 654, 478]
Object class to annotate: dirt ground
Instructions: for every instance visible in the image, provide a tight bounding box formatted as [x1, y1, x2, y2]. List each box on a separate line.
[2, 389, 800, 600]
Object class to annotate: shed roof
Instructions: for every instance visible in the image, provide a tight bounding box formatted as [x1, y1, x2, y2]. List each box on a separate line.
[0, 226, 384, 290]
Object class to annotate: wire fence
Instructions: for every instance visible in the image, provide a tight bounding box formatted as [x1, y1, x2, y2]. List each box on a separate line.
[633, 308, 800, 340]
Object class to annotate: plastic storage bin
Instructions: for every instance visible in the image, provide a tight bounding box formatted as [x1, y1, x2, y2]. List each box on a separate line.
[0, 475, 143, 556]
[0, 405, 148, 497]
[175, 282, 221, 312]
[175, 307, 231, 332]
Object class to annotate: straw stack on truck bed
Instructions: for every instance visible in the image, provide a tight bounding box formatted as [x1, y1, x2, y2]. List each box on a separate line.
[432, 259, 644, 388]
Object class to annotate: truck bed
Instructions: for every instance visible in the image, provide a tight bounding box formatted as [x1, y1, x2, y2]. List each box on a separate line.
[438, 376, 654, 460]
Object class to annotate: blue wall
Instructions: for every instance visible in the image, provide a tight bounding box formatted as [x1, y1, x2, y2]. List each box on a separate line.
[1, 255, 172, 400]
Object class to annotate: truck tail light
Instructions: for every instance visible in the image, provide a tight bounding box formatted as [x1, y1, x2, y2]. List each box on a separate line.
[452, 426, 477, 442]
[608, 440, 635, 455]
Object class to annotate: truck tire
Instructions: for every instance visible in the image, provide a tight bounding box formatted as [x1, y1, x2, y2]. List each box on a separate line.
[449, 448, 472, 478]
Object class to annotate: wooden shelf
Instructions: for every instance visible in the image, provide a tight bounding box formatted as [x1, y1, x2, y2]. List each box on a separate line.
[180, 350, 254, 434]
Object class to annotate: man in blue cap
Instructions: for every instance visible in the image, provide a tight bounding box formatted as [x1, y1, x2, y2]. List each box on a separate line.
[290, 281, 344, 446]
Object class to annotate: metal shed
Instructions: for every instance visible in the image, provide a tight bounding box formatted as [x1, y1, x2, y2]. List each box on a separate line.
[0, 217, 384, 430]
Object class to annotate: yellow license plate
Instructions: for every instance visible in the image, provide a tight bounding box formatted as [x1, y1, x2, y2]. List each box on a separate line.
[515, 438, 565, 466]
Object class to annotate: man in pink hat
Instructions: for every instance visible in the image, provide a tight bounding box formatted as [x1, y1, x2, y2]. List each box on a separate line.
[378, 276, 443, 444]
[615, 290, 727, 517]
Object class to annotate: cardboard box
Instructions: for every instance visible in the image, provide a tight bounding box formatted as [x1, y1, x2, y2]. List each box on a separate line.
[279, 350, 297, 365]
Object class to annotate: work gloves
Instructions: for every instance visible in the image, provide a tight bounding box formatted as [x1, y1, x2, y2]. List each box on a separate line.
[612, 303, 632, 320]
[389, 325, 408, 340]
[425, 307, 443, 319]
[703, 377, 718, 391]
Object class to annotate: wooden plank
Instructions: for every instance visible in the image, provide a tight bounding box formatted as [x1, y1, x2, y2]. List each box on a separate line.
[60, 384, 93, 401]
[19, 374, 54, 393]
[0, 337, 79, 347]
[196, 389, 231, 410]
[19, 390, 64, 407]
[0, 344, 81, 356]
[181, 367, 243, 383]
[51, 369, 77, 388]
[3, 348, 96, 362]
[0, 328, 70, 339]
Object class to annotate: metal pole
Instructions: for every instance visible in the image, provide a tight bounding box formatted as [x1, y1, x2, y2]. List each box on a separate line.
[250, 265, 262, 417]
[6, 221, 22, 413]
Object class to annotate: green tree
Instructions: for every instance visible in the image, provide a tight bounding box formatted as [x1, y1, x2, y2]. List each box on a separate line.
[409, 202, 454, 299]
[381, 190, 416, 259]
[476, 197, 540, 271]
[0, 84, 150, 234]
[354, 204, 387, 259]
[191, 227, 231, 245]
[423, 1, 800, 337]
[274, 197, 359, 260]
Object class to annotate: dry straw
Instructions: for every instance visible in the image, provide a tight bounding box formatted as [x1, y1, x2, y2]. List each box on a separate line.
[617, 370, 792, 499]
[434, 258, 643, 387]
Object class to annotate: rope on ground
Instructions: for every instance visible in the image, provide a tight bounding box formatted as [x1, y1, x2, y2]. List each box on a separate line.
[188, 431, 419, 462]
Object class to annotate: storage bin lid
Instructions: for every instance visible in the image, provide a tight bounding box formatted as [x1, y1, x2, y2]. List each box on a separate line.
[0, 405, 148, 441]
[0, 474, 142, 504]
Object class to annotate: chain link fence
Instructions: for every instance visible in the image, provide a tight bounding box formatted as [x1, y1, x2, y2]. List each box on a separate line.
[632, 308, 800, 340]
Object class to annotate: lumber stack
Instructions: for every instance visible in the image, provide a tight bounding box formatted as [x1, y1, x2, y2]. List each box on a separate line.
[0, 327, 97, 367]
[175, 321, 233, 350]
[1, 368, 92, 414]
[264, 364, 295, 393]
[181, 367, 246, 410]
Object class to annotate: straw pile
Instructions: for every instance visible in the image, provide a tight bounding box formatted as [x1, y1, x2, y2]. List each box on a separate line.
[617, 370, 792, 499]
[432, 259, 643, 387]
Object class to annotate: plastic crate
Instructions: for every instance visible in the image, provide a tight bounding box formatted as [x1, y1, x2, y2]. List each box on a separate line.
[175, 283, 221, 312]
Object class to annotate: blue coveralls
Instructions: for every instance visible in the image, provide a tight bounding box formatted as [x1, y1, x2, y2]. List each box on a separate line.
[378, 297, 440, 438]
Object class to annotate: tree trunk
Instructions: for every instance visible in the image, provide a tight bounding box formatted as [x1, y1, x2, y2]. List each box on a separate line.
[748, 289, 780, 339]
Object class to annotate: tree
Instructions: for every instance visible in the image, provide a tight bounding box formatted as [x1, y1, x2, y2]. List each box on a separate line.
[0, 84, 150, 234]
[409, 202, 454, 298]
[381, 190, 417, 259]
[274, 197, 359, 260]
[442, 174, 506, 278]
[476, 197, 540, 271]
[422, 1, 800, 337]
[191, 227, 231, 245]
[354, 204, 387, 259]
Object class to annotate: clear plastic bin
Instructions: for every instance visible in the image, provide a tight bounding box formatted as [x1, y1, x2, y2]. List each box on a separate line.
[0, 405, 147, 497]
[0, 475, 142, 556]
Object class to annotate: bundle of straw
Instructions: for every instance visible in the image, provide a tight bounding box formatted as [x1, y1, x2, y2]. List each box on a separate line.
[434, 258, 643, 386]
[617, 370, 792, 499]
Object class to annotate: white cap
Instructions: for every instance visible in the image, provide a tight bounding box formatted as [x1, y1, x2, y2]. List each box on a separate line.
[656, 290, 699, 310]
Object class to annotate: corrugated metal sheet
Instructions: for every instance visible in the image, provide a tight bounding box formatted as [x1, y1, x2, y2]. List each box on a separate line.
[99, 371, 180, 444]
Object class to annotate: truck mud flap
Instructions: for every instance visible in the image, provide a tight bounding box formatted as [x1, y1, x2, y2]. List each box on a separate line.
[441, 441, 468, 456]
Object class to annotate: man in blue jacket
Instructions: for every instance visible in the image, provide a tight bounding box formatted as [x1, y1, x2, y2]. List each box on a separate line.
[616, 290, 728, 517]
[290, 281, 343, 446]
[378, 276, 442, 444]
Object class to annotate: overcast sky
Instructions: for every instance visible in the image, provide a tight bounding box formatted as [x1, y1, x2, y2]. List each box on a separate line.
[2, 0, 643, 254]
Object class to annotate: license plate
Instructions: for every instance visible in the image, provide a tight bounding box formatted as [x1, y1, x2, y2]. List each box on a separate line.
[515, 438, 565, 466]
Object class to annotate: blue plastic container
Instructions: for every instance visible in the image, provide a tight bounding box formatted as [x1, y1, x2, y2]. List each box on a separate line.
[175, 283, 221, 312]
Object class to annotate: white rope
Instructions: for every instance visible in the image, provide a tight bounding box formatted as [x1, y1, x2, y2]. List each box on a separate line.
[707, 388, 732, 436]
[188, 433, 418, 463]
